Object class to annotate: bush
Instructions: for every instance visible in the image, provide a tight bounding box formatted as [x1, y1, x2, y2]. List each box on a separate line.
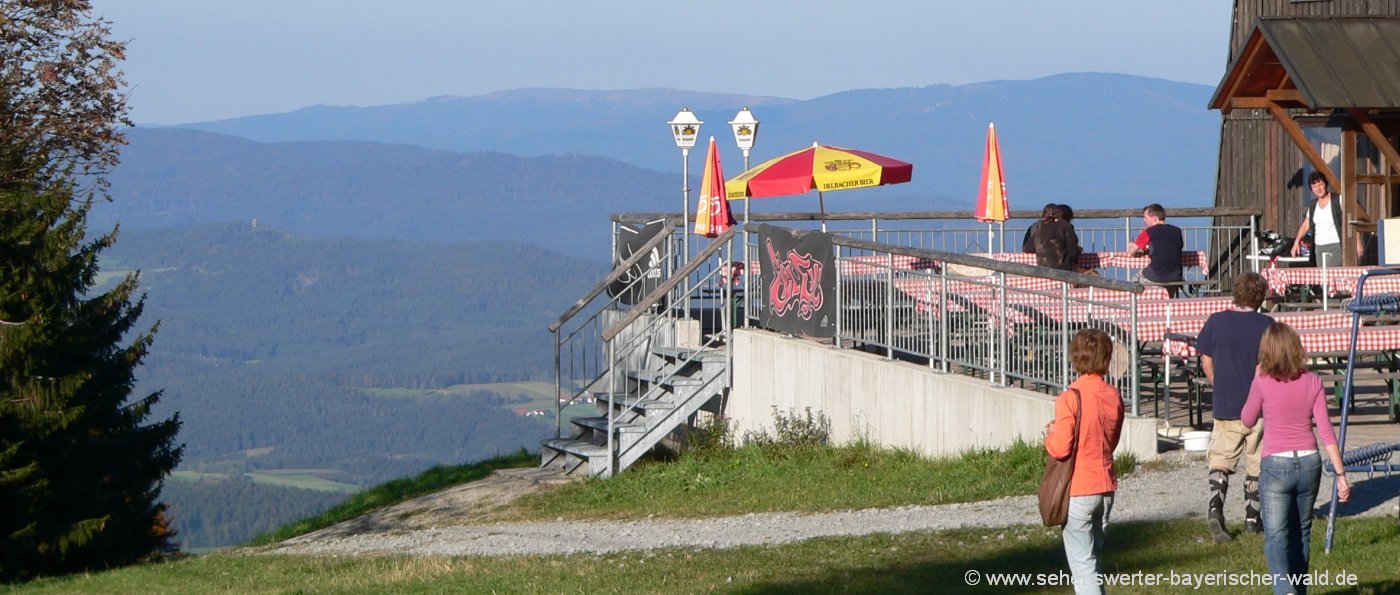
[744, 407, 832, 458]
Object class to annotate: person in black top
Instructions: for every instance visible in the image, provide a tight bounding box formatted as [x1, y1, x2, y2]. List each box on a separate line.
[1033, 204, 1081, 271]
[1022, 202, 1057, 253]
[1132, 203, 1184, 296]
[1194, 272, 1273, 542]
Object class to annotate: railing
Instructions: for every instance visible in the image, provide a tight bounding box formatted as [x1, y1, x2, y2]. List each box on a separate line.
[549, 224, 675, 437]
[607, 206, 1263, 421]
[828, 236, 1147, 414]
[597, 227, 739, 476]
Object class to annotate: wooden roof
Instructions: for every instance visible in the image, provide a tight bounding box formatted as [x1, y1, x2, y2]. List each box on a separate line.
[1210, 17, 1400, 112]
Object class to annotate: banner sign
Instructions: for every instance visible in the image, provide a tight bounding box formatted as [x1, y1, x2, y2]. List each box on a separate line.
[607, 220, 668, 305]
[756, 225, 836, 337]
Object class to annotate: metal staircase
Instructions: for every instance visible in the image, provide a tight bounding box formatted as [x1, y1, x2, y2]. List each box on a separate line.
[543, 224, 738, 477]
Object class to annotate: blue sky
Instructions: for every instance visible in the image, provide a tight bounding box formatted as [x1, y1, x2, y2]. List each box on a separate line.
[94, 1, 1233, 125]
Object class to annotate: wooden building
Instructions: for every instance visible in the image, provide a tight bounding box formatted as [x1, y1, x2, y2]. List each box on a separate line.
[1213, 0, 1400, 266]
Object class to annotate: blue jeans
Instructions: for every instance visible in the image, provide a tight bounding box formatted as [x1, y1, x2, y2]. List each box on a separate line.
[1260, 453, 1322, 595]
[1062, 493, 1114, 595]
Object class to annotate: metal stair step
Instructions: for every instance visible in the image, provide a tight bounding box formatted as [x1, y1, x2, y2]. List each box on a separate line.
[571, 415, 646, 433]
[542, 438, 608, 458]
[626, 369, 705, 386]
[610, 397, 677, 412]
[651, 346, 729, 363]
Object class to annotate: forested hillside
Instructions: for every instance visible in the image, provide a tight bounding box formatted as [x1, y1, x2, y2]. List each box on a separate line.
[103, 224, 604, 547]
[97, 129, 681, 256]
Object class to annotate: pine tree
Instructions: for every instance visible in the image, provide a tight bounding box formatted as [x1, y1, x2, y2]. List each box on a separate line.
[1, 0, 182, 580]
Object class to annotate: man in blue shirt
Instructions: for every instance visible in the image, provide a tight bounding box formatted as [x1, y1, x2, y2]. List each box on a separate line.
[1194, 272, 1273, 542]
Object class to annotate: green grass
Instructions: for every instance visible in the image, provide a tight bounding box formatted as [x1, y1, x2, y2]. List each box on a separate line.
[484, 438, 1137, 522]
[18, 518, 1399, 593]
[245, 449, 537, 546]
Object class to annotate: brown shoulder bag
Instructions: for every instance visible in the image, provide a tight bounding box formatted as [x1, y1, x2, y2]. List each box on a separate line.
[1039, 388, 1082, 526]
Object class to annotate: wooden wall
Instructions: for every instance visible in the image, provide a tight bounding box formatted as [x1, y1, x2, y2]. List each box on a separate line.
[1215, 0, 1400, 237]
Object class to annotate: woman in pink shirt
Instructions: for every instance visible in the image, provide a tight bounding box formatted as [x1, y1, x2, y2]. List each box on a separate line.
[1241, 322, 1350, 595]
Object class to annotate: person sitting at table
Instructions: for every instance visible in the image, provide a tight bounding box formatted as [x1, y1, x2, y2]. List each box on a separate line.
[1022, 202, 1058, 253]
[1131, 203, 1185, 297]
[1289, 171, 1346, 268]
[1195, 272, 1272, 543]
[1034, 204, 1082, 272]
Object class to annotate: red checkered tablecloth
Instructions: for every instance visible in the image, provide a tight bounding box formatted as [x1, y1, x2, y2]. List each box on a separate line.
[1107, 251, 1210, 276]
[1163, 320, 1400, 358]
[990, 251, 1116, 270]
[840, 254, 940, 276]
[1260, 266, 1400, 297]
[1128, 310, 1351, 344]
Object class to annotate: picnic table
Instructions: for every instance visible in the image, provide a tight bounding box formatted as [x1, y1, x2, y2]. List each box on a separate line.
[1260, 265, 1400, 298]
[991, 250, 1208, 274]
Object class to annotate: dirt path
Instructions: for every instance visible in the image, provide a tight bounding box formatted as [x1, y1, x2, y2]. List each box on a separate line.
[260, 456, 1398, 558]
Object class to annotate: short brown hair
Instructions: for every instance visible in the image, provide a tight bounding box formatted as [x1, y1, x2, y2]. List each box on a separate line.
[1232, 272, 1268, 309]
[1143, 203, 1166, 220]
[1070, 328, 1113, 376]
[1257, 322, 1307, 381]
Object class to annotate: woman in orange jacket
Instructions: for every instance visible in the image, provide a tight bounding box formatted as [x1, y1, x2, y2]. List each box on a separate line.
[1045, 328, 1126, 594]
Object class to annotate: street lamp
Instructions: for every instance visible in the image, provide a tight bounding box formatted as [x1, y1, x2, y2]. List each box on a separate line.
[728, 107, 759, 223]
[669, 107, 702, 264]
[669, 108, 702, 315]
[729, 107, 759, 329]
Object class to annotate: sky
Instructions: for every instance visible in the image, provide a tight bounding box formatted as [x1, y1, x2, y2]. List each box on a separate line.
[93, 1, 1235, 125]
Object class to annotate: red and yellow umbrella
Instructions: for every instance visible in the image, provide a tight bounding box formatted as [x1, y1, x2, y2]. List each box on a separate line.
[694, 137, 734, 237]
[725, 143, 913, 231]
[975, 123, 1009, 223]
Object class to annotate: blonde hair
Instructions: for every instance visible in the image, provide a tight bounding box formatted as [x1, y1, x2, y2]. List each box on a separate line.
[1257, 322, 1307, 381]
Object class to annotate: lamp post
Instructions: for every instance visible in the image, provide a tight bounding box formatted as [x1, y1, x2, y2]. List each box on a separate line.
[729, 107, 759, 224]
[669, 108, 701, 316]
[729, 107, 759, 328]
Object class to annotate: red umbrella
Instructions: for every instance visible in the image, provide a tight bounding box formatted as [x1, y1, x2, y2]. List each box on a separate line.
[726, 142, 913, 231]
[694, 137, 734, 237]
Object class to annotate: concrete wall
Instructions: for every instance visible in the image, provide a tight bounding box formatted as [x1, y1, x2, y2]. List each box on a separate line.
[729, 329, 1159, 461]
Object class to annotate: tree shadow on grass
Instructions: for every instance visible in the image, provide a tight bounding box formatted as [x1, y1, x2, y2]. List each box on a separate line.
[732, 520, 1400, 594]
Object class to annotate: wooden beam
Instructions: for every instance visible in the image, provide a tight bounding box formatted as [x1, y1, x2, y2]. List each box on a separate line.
[1266, 102, 1343, 191]
[1231, 97, 1278, 110]
[1350, 109, 1400, 178]
[1265, 88, 1303, 102]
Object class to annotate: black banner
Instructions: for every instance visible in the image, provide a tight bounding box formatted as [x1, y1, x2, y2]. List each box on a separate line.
[607, 220, 668, 305]
[756, 225, 836, 337]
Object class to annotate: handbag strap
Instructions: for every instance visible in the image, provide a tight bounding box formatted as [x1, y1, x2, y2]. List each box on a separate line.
[1067, 388, 1083, 456]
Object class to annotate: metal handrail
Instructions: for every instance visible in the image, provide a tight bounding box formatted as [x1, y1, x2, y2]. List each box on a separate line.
[603, 226, 738, 342]
[549, 225, 674, 333]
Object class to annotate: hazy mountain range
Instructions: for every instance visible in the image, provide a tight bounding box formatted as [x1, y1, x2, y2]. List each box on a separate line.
[101, 72, 1222, 258]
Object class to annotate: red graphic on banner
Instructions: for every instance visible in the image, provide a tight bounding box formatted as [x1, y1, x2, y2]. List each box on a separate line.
[766, 238, 825, 320]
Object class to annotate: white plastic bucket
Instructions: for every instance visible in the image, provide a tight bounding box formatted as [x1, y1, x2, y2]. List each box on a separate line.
[1182, 431, 1211, 451]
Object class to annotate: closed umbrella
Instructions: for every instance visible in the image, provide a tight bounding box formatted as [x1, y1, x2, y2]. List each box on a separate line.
[975, 123, 1010, 252]
[725, 142, 913, 232]
[693, 137, 734, 237]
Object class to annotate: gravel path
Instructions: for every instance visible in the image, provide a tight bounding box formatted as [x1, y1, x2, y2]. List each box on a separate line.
[262, 455, 1398, 558]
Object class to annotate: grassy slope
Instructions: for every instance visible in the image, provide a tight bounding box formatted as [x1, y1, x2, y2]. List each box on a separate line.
[15, 441, 1400, 593]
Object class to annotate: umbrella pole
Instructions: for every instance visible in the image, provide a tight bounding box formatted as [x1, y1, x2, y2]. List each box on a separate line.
[819, 191, 827, 233]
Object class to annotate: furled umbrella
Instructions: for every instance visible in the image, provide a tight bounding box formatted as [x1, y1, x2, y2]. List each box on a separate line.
[974, 122, 1010, 253]
[693, 137, 734, 237]
[725, 142, 913, 232]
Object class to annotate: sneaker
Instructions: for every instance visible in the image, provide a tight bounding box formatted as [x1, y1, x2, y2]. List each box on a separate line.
[1244, 518, 1262, 534]
[1208, 508, 1232, 543]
